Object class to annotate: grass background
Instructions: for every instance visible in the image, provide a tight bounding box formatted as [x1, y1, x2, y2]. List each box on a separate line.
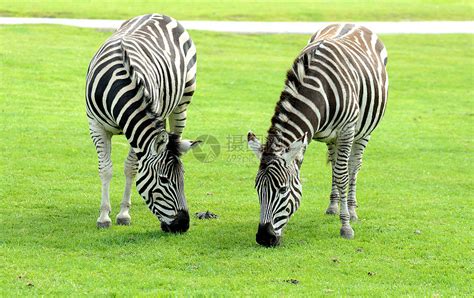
[0, 0, 473, 21]
[1, 25, 472, 296]
[0, 2, 473, 296]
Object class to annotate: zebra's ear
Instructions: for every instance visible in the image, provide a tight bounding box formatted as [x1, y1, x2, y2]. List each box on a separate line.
[152, 130, 169, 155]
[247, 131, 262, 159]
[178, 140, 202, 155]
[282, 133, 308, 166]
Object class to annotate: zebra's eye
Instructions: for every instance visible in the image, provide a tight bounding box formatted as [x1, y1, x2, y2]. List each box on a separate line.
[279, 187, 288, 194]
[159, 176, 169, 184]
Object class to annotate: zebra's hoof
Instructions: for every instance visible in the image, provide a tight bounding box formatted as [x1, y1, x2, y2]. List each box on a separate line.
[325, 207, 339, 215]
[116, 217, 131, 226]
[350, 213, 359, 222]
[340, 226, 354, 239]
[97, 221, 111, 229]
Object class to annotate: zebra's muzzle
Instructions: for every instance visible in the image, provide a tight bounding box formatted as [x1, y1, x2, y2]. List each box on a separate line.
[160, 210, 190, 233]
[256, 223, 281, 247]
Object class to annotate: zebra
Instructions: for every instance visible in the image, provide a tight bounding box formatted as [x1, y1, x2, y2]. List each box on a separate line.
[248, 24, 389, 246]
[86, 14, 200, 233]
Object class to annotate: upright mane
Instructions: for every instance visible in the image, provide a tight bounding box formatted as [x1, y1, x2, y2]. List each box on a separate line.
[264, 57, 307, 154]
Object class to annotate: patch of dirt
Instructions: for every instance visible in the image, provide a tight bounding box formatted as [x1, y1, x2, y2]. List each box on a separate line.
[195, 211, 218, 219]
[284, 279, 299, 285]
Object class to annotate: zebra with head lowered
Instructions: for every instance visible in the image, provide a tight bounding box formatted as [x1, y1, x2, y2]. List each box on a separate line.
[248, 24, 389, 246]
[86, 14, 200, 233]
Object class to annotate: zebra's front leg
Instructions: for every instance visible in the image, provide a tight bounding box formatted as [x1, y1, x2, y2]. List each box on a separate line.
[335, 126, 355, 239]
[348, 136, 370, 221]
[90, 124, 113, 228]
[116, 147, 138, 226]
[325, 143, 339, 215]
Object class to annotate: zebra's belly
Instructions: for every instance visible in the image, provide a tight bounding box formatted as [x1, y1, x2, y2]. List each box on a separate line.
[312, 109, 360, 143]
[87, 113, 123, 135]
[312, 111, 367, 144]
[98, 120, 123, 135]
[313, 129, 339, 143]
[313, 126, 369, 144]
[312, 104, 381, 144]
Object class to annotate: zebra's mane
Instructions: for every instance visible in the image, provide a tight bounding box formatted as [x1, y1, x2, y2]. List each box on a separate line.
[264, 65, 304, 155]
[166, 133, 184, 158]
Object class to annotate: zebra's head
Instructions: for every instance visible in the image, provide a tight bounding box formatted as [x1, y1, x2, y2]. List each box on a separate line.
[248, 131, 308, 247]
[136, 130, 200, 234]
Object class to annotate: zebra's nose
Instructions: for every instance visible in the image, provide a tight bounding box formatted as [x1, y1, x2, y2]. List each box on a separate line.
[161, 210, 190, 233]
[256, 223, 281, 247]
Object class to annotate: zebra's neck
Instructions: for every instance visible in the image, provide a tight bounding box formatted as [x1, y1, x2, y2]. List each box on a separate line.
[114, 91, 164, 158]
[263, 90, 316, 154]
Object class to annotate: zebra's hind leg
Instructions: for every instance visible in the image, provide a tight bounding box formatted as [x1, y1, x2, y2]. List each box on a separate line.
[90, 123, 113, 228]
[348, 136, 370, 221]
[335, 126, 355, 239]
[325, 143, 339, 215]
[116, 147, 138, 226]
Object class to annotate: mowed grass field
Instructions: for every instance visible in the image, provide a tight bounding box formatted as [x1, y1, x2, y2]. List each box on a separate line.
[0, 24, 473, 295]
[0, 0, 473, 21]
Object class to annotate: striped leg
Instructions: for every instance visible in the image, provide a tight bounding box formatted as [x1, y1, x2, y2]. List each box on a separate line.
[335, 126, 355, 239]
[348, 136, 370, 221]
[89, 122, 113, 228]
[116, 147, 138, 225]
[325, 143, 339, 215]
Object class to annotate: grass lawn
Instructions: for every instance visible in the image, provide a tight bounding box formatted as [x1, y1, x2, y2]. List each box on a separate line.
[0, 0, 473, 21]
[0, 24, 473, 296]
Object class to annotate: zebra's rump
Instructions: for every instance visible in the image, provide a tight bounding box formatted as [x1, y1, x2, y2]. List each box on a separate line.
[85, 14, 197, 136]
[310, 24, 388, 140]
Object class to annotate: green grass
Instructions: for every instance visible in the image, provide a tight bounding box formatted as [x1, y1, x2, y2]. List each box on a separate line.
[0, 0, 473, 21]
[0, 25, 473, 296]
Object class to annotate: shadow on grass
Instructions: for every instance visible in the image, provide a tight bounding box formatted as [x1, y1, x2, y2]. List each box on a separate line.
[6, 202, 362, 254]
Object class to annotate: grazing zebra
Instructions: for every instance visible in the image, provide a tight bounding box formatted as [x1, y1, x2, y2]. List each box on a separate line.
[86, 14, 199, 232]
[248, 24, 388, 246]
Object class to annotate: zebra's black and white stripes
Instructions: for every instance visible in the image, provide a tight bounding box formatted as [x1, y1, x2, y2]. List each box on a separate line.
[86, 14, 199, 232]
[248, 24, 389, 246]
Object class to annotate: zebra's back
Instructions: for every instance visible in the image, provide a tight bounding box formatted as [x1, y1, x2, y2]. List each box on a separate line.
[85, 14, 197, 141]
[280, 24, 388, 145]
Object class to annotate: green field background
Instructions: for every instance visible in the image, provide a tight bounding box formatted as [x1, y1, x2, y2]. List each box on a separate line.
[0, 2, 473, 296]
[0, 0, 473, 21]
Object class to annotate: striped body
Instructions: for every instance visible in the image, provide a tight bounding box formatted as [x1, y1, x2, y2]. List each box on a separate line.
[249, 24, 389, 245]
[273, 23, 388, 149]
[86, 14, 198, 231]
[86, 14, 196, 151]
